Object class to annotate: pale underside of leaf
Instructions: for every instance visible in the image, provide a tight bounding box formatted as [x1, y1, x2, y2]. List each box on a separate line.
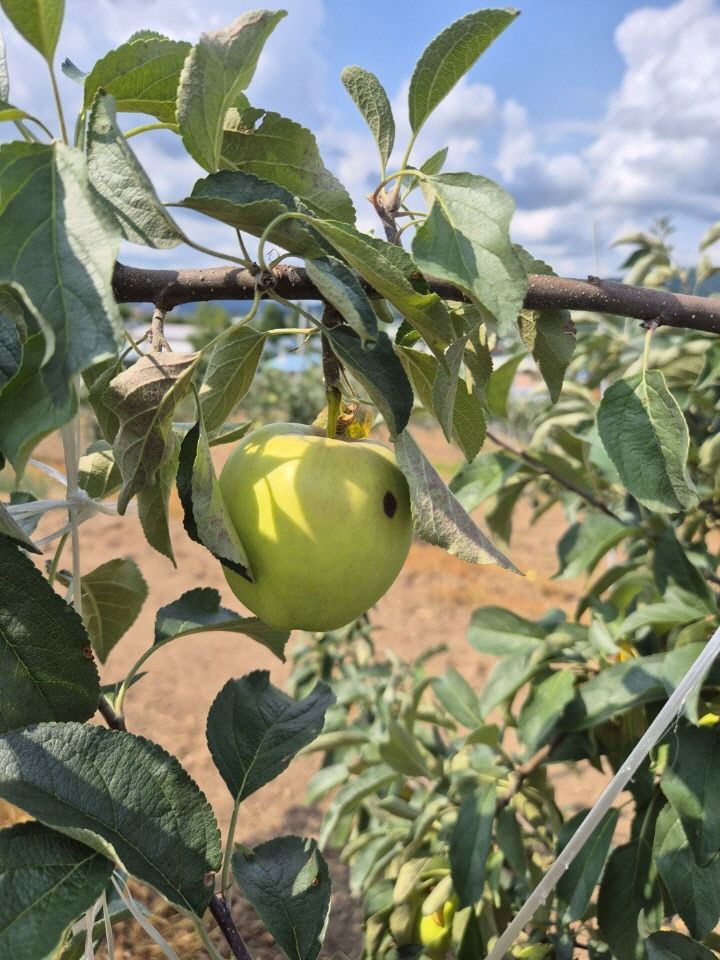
[87, 93, 184, 249]
[394, 429, 518, 571]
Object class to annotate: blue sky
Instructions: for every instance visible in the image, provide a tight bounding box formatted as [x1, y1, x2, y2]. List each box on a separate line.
[2, 0, 719, 279]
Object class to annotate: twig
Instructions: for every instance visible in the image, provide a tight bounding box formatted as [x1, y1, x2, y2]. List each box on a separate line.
[209, 895, 254, 960]
[496, 736, 561, 815]
[111, 263, 720, 335]
[486, 430, 624, 523]
[97, 694, 127, 732]
[149, 307, 171, 352]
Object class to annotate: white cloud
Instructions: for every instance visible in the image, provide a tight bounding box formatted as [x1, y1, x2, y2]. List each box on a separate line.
[588, 0, 720, 224]
[487, 0, 720, 274]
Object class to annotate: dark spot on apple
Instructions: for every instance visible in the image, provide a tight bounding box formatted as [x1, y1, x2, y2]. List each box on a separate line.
[383, 491, 397, 518]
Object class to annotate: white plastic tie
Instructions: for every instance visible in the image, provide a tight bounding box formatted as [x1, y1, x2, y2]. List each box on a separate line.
[484, 625, 720, 960]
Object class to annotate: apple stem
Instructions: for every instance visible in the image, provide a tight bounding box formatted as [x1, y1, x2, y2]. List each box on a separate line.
[326, 388, 341, 439]
[321, 305, 345, 438]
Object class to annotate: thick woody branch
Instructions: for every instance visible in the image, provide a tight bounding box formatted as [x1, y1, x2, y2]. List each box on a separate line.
[112, 261, 720, 335]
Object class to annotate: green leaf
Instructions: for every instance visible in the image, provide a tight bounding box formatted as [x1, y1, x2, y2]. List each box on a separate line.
[449, 781, 496, 908]
[618, 600, 711, 637]
[556, 513, 635, 580]
[700, 221, 720, 251]
[397, 346, 486, 461]
[206, 670, 334, 802]
[305, 257, 377, 344]
[323, 327, 412, 438]
[82, 356, 123, 445]
[0, 538, 99, 733]
[232, 835, 330, 960]
[199, 324, 267, 433]
[0, 501, 40, 554]
[484, 478, 529, 543]
[485, 351, 524, 417]
[413, 173, 527, 333]
[177, 419, 251, 577]
[0, 722, 222, 917]
[0, 143, 122, 403]
[60, 57, 85, 84]
[432, 668, 482, 729]
[136, 430, 179, 564]
[105, 352, 199, 513]
[77, 440, 122, 500]
[80, 557, 148, 664]
[341, 66, 394, 168]
[0, 102, 42, 127]
[598, 826, 662, 960]
[0, 821, 113, 960]
[0, 299, 23, 391]
[0, 0, 63, 61]
[154, 587, 288, 661]
[221, 109, 355, 223]
[408, 8, 518, 134]
[379, 717, 434, 777]
[177, 11, 286, 171]
[597, 371, 699, 513]
[518, 308, 575, 403]
[83, 33, 191, 124]
[467, 605, 545, 656]
[653, 527, 717, 615]
[180, 170, 326, 258]
[556, 808, 619, 923]
[394, 429, 517, 569]
[661, 725, 720, 866]
[495, 806, 527, 879]
[311, 220, 454, 355]
[518, 669, 576, 754]
[653, 802, 720, 939]
[449, 452, 520, 514]
[87, 94, 184, 249]
[478, 652, 543, 717]
[0, 332, 77, 475]
[319, 764, 397, 849]
[431, 337, 465, 437]
[647, 931, 718, 960]
[561, 648, 703, 731]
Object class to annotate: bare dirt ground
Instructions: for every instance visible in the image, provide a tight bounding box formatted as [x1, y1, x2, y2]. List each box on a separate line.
[3, 426, 603, 959]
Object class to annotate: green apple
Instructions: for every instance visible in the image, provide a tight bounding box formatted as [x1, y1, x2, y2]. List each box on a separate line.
[218, 422, 414, 631]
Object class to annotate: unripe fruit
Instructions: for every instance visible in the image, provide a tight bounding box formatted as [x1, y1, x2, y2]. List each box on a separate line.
[218, 422, 414, 631]
[416, 896, 457, 959]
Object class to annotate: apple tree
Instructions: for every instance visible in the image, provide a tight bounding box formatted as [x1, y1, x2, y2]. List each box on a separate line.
[0, 3, 718, 960]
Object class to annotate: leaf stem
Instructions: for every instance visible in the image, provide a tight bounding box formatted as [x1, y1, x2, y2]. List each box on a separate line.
[220, 799, 242, 896]
[97, 694, 127, 731]
[48, 61, 69, 144]
[46, 530, 69, 584]
[256, 210, 314, 272]
[641, 323, 655, 375]
[124, 121, 175, 139]
[60, 416, 83, 618]
[184, 236, 252, 270]
[114, 636, 175, 717]
[264, 291, 320, 328]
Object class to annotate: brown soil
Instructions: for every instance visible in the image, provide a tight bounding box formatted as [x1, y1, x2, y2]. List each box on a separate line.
[4, 426, 604, 959]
